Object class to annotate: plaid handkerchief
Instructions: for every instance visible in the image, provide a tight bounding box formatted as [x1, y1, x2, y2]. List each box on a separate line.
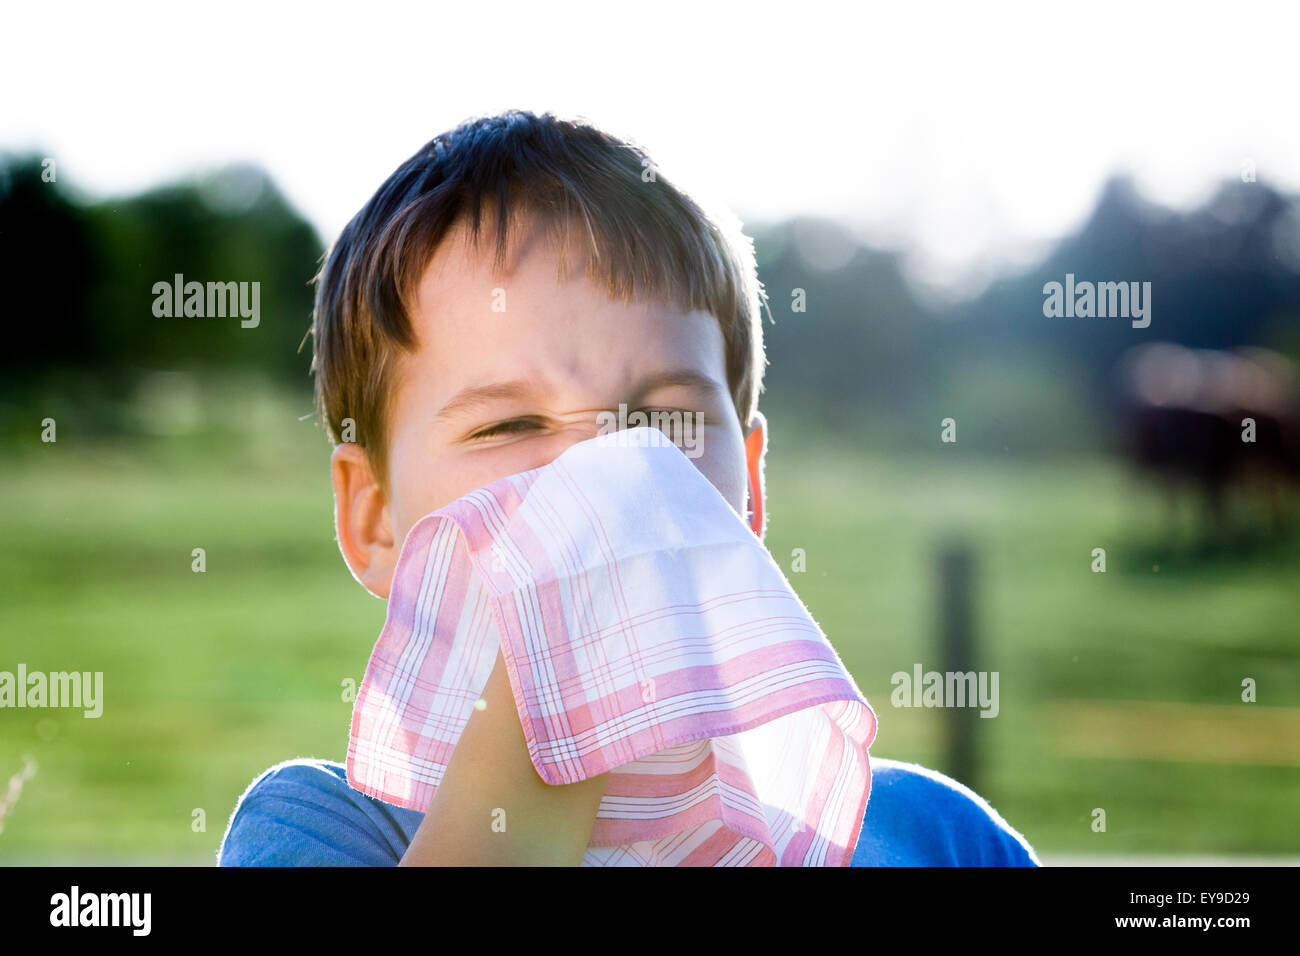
[347, 427, 877, 865]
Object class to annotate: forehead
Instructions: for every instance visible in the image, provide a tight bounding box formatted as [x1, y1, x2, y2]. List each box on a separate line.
[402, 215, 728, 402]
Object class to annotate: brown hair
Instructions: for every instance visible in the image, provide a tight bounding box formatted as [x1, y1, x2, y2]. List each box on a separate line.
[311, 109, 768, 488]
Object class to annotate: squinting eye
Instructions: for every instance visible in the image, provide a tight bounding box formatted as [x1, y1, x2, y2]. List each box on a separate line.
[470, 418, 543, 440]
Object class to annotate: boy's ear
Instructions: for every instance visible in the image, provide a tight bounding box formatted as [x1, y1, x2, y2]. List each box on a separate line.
[743, 410, 768, 540]
[331, 442, 397, 599]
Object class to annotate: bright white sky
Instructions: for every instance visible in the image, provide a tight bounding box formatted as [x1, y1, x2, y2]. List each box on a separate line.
[4, 0, 1297, 299]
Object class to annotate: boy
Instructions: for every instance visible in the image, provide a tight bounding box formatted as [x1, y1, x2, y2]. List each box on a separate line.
[218, 110, 1039, 866]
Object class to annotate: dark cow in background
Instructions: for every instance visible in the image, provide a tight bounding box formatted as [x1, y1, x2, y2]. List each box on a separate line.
[1117, 343, 1300, 538]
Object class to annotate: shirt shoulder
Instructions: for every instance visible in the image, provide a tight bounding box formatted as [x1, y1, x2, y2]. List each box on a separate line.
[850, 757, 1040, 866]
[216, 757, 424, 866]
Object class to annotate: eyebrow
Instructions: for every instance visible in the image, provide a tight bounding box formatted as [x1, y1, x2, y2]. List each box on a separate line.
[434, 368, 725, 423]
[435, 380, 536, 423]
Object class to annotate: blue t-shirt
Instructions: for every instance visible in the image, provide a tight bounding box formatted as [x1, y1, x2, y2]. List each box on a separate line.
[216, 756, 1040, 867]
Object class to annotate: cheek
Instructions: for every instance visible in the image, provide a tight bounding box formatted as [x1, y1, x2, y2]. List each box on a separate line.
[690, 431, 748, 515]
[385, 439, 461, 548]
[388, 442, 550, 546]
[386, 471, 434, 554]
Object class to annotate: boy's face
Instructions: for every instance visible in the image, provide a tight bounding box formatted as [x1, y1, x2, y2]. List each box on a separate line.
[332, 217, 767, 599]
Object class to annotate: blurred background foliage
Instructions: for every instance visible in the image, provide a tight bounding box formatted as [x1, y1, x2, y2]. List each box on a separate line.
[1, 152, 1297, 863]
[0, 156, 320, 436]
[4, 151, 1300, 453]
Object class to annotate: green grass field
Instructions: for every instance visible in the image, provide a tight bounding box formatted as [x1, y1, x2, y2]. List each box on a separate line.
[2, 381, 1298, 864]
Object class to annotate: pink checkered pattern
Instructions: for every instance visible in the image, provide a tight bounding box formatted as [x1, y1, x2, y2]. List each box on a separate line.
[347, 429, 877, 865]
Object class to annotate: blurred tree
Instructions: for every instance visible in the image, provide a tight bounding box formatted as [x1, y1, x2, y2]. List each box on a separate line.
[0, 155, 103, 377]
[0, 154, 323, 400]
